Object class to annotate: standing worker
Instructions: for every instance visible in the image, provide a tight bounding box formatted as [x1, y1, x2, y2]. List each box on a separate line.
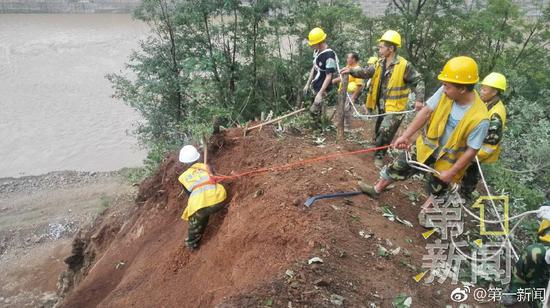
[303, 27, 337, 129]
[340, 30, 425, 168]
[357, 56, 489, 219]
[332, 52, 364, 129]
[460, 72, 507, 200]
[177, 145, 227, 250]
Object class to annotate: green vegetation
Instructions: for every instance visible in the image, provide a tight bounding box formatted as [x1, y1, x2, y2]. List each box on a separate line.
[99, 193, 111, 214]
[109, 0, 549, 225]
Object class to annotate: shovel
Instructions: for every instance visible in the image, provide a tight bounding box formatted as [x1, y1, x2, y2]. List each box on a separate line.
[304, 191, 362, 207]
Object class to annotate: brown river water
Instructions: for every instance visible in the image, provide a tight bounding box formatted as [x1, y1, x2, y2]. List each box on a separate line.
[0, 14, 149, 178]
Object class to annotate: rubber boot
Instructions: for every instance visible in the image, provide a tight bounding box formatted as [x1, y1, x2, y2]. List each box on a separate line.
[358, 181, 380, 199]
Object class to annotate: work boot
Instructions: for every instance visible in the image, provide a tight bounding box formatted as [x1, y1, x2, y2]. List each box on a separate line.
[184, 235, 201, 250]
[185, 241, 199, 251]
[358, 181, 379, 199]
[374, 156, 384, 169]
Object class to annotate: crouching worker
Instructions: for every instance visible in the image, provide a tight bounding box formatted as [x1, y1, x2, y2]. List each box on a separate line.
[502, 195, 550, 306]
[358, 56, 489, 223]
[178, 145, 227, 250]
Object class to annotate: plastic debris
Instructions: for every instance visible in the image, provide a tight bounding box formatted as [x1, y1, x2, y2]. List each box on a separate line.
[307, 257, 323, 265]
[359, 230, 372, 239]
[393, 294, 412, 308]
[382, 206, 413, 228]
[330, 294, 345, 306]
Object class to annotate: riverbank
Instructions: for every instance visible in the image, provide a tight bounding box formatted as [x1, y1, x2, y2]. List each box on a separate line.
[0, 169, 138, 307]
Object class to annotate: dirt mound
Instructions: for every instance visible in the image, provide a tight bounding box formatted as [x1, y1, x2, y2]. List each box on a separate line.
[58, 127, 455, 307]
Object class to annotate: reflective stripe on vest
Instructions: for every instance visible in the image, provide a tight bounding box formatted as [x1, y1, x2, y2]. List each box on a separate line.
[415, 92, 489, 183]
[178, 163, 227, 221]
[365, 56, 410, 112]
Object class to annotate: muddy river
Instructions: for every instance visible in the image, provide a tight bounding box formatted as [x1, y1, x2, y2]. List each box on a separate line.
[0, 14, 148, 177]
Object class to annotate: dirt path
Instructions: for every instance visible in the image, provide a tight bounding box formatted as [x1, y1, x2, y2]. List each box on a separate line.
[0, 171, 137, 307]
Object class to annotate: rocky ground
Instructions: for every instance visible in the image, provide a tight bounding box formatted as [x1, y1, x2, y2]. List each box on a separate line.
[0, 170, 138, 307]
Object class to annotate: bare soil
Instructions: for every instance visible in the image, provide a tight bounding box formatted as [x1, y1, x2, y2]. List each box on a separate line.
[57, 125, 472, 308]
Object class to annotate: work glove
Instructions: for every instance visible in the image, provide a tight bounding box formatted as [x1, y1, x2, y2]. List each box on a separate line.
[537, 206, 550, 221]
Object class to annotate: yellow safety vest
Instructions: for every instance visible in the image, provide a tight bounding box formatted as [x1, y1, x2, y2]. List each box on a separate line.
[539, 219, 550, 243]
[178, 163, 227, 221]
[366, 56, 410, 112]
[477, 100, 506, 163]
[416, 92, 489, 183]
[338, 63, 364, 93]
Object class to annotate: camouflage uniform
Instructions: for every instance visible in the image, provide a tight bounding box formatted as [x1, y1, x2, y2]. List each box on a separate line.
[460, 97, 504, 198]
[510, 243, 550, 290]
[186, 202, 225, 249]
[350, 55, 425, 158]
[380, 146, 450, 197]
[305, 90, 331, 130]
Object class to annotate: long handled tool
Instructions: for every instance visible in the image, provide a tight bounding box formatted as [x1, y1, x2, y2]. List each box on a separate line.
[244, 108, 306, 135]
[304, 191, 362, 207]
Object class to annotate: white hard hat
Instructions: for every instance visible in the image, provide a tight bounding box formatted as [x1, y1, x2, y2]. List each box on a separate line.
[179, 145, 200, 163]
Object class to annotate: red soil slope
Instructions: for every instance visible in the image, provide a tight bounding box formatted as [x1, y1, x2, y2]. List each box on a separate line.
[59, 127, 460, 307]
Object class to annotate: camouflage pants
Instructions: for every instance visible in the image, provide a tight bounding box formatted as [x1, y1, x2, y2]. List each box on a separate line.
[309, 91, 328, 116]
[186, 202, 225, 249]
[374, 113, 405, 158]
[308, 90, 335, 130]
[380, 149, 449, 197]
[509, 243, 550, 291]
[459, 164, 480, 199]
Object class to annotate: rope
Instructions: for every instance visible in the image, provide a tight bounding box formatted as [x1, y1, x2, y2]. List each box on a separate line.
[461, 206, 540, 224]
[450, 213, 528, 262]
[347, 93, 415, 119]
[404, 150, 441, 175]
[474, 156, 519, 260]
[210, 144, 390, 182]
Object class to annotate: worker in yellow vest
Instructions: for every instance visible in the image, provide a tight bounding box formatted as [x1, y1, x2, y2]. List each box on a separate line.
[358, 56, 489, 214]
[178, 145, 227, 250]
[332, 52, 364, 129]
[502, 195, 550, 305]
[340, 30, 425, 168]
[460, 72, 508, 199]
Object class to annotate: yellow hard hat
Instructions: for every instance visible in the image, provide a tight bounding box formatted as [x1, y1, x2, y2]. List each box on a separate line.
[347, 82, 358, 93]
[437, 56, 479, 84]
[378, 30, 401, 47]
[481, 72, 507, 91]
[308, 27, 327, 46]
[367, 56, 378, 65]
[539, 220, 550, 243]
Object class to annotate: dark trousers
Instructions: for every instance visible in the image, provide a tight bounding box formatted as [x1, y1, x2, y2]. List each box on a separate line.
[460, 164, 480, 199]
[186, 202, 225, 249]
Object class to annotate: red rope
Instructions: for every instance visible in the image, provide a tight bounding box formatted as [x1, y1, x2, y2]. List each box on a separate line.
[210, 144, 390, 182]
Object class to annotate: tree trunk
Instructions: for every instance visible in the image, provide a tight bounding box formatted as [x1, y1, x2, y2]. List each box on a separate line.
[337, 73, 349, 143]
